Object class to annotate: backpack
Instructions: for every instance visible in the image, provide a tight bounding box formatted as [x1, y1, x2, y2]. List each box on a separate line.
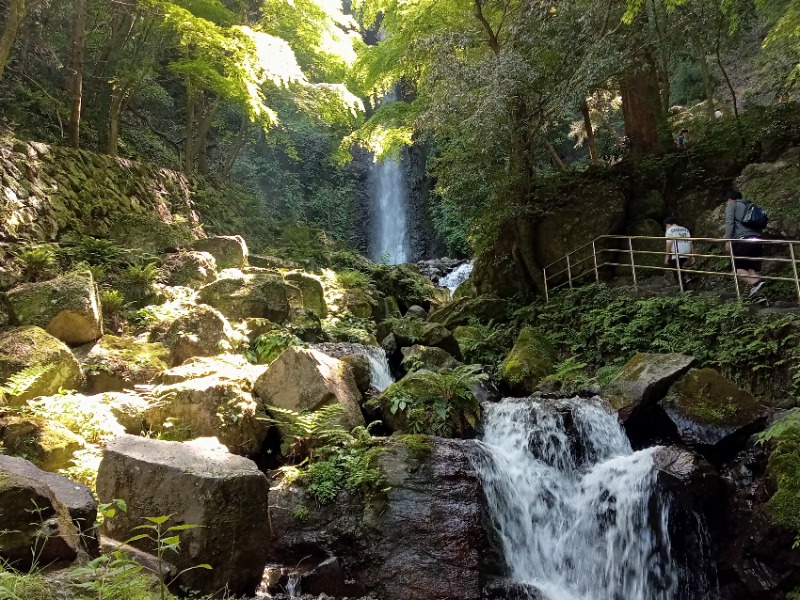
[740, 200, 769, 230]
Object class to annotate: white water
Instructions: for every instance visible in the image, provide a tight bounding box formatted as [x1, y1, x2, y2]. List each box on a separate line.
[472, 398, 676, 600]
[369, 93, 410, 264]
[363, 345, 394, 391]
[438, 261, 474, 296]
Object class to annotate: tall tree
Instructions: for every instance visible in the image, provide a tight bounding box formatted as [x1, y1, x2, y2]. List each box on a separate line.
[0, 0, 46, 83]
[67, 0, 87, 148]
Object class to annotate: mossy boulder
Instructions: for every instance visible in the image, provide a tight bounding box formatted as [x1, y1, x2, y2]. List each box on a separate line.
[660, 368, 769, 462]
[192, 235, 249, 269]
[378, 318, 462, 360]
[428, 296, 508, 329]
[0, 415, 84, 471]
[603, 353, 696, 415]
[498, 327, 555, 395]
[253, 347, 364, 430]
[401, 345, 461, 373]
[367, 264, 437, 312]
[736, 147, 800, 239]
[0, 466, 80, 570]
[5, 270, 102, 345]
[0, 301, 9, 329]
[0, 326, 84, 403]
[198, 271, 295, 323]
[156, 354, 265, 390]
[285, 272, 327, 318]
[162, 251, 217, 288]
[144, 376, 269, 456]
[81, 335, 170, 393]
[340, 289, 378, 319]
[160, 305, 233, 366]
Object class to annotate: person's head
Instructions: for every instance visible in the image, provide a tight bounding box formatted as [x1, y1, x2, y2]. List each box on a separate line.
[664, 217, 679, 229]
[680, 129, 688, 136]
[725, 190, 742, 204]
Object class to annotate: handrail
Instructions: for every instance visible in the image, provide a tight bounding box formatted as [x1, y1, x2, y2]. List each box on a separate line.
[543, 234, 800, 303]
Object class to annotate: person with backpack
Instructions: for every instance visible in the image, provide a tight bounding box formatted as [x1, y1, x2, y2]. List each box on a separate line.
[724, 190, 769, 297]
[664, 217, 695, 287]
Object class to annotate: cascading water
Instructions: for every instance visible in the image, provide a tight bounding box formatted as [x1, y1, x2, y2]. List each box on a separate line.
[362, 345, 394, 391]
[438, 261, 474, 296]
[472, 397, 680, 600]
[368, 93, 410, 264]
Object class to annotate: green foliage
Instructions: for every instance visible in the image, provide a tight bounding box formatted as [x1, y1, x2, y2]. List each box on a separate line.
[64, 237, 125, 267]
[336, 269, 372, 290]
[101, 290, 126, 315]
[323, 312, 377, 345]
[12, 244, 58, 282]
[269, 404, 386, 503]
[538, 285, 800, 402]
[0, 365, 54, 399]
[121, 262, 161, 305]
[456, 322, 516, 369]
[0, 569, 54, 600]
[245, 331, 303, 364]
[382, 365, 487, 437]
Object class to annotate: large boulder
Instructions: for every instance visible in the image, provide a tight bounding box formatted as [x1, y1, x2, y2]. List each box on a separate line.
[162, 251, 217, 288]
[401, 345, 461, 373]
[427, 296, 508, 329]
[285, 272, 327, 318]
[659, 368, 769, 463]
[253, 347, 365, 430]
[97, 435, 270, 597]
[378, 318, 462, 360]
[0, 326, 84, 403]
[156, 353, 265, 390]
[160, 305, 233, 366]
[0, 415, 84, 471]
[192, 235, 248, 269]
[0, 455, 98, 553]
[144, 375, 269, 456]
[81, 335, 169, 393]
[5, 270, 102, 345]
[266, 437, 491, 600]
[367, 264, 437, 312]
[0, 464, 80, 569]
[312, 342, 394, 393]
[603, 353, 696, 415]
[498, 327, 555, 395]
[198, 271, 296, 323]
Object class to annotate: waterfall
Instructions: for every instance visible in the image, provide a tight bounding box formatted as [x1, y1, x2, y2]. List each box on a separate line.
[472, 397, 679, 600]
[368, 95, 410, 265]
[438, 261, 474, 296]
[362, 345, 394, 391]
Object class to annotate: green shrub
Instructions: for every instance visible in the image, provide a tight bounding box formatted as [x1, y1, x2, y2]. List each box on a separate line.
[13, 244, 58, 281]
[336, 269, 372, 290]
[64, 236, 124, 266]
[245, 331, 303, 364]
[101, 289, 125, 314]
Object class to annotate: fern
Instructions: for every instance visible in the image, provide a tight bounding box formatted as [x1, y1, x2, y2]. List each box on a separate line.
[0, 365, 54, 398]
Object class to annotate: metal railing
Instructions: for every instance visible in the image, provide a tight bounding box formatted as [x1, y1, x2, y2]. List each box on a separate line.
[543, 235, 800, 303]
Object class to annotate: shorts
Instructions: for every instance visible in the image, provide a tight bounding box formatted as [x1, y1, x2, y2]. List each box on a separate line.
[732, 238, 762, 272]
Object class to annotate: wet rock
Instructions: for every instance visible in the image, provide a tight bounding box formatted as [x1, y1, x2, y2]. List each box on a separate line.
[659, 368, 769, 463]
[162, 250, 217, 288]
[160, 304, 233, 365]
[192, 235, 248, 269]
[81, 335, 169, 392]
[254, 347, 365, 430]
[198, 270, 295, 323]
[97, 435, 270, 597]
[145, 375, 269, 456]
[481, 580, 545, 600]
[0, 455, 98, 553]
[652, 446, 724, 510]
[266, 437, 489, 600]
[5, 269, 102, 345]
[603, 352, 695, 415]
[0, 326, 84, 403]
[0, 462, 80, 569]
[498, 327, 555, 396]
[404, 305, 428, 320]
[301, 556, 364, 597]
[400, 344, 461, 373]
[428, 296, 508, 329]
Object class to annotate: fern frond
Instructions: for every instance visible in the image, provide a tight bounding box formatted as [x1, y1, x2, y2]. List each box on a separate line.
[0, 364, 54, 398]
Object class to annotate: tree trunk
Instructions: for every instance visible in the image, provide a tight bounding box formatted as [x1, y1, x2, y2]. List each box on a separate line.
[0, 0, 26, 84]
[223, 116, 249, 176]
[620, 53, 664, 162]
[107, 89, 127, 156]
[184, 80, 196, 175]
[67, 0, 88, 148]
[580, 100, 599, 166]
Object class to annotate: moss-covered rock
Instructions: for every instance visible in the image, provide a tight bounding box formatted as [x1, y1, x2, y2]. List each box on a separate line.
[603, 353, 696, 414]
[367, 264, 437, 312]
[0, 326, 84, 403]
[162, 251, 217, 288]
[737, 147, 800, 239]
[198, 271, 294, 323]
[160, 305, 233, 366]
[498, 327, 555, 395]
[285, 272, 327, 318]
[81, 335, 169, 393]
[192, 235, 249, 269]
[401, 345, 461, 373]
[0, 415, 85, 472]
[428, 296, 508, 329]
[378, 318, 462, 360]
[660, 368, 769, 462]
[340, 289, 378, 319]
[5, 270, 102, 345]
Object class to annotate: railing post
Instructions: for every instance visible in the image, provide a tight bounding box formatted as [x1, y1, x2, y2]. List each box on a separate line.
[674, 250, 685, 293]
[543, 266, 550, 303]
[566, 255, 573, 289]
[790, 243, 800, 305]
[728, 241, 741, 298]
[592, 241, 599, 282]
[628, 237, 637, 289]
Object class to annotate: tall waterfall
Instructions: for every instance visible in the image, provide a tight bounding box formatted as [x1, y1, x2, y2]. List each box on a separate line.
[472, 398, 679, 600]
[368, 96, 410, 264]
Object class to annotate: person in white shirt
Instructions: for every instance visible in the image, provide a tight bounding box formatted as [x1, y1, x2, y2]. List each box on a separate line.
[664, 217, 695, 287]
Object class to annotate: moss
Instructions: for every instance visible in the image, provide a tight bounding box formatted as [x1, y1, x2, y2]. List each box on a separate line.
[664, 368, 762, 426]
[499, 326, 555, 394]
[767, 426, 800, 532]
[397, 434, 434, 461]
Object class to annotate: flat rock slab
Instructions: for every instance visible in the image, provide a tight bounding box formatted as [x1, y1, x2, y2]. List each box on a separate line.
[603, 352, 696, 414]
[97, 435, 270, 597]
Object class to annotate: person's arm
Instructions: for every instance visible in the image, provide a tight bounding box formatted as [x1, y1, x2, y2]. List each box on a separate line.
[724, 203, 736, 250]
[665, 239, 672, 264]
